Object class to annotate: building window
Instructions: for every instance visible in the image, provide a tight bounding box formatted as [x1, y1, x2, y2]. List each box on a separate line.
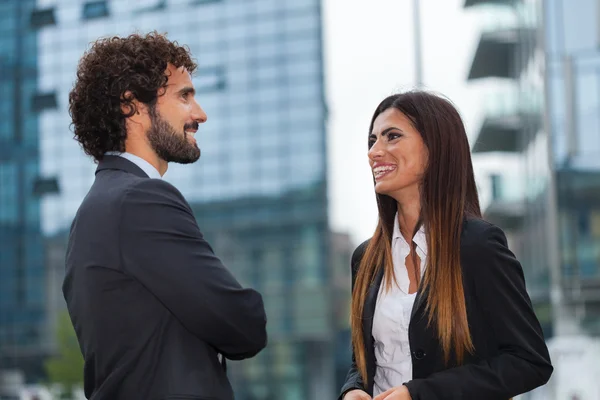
[82, 1, 109, 20]
[30, 8, 56, 29]
[490, 174, 501, 201]
[33, 177, 60, 197]
[197, 66, 226, 93]
[31, 92, 58, 112]
[136, 0, 167, 12]
[190, 0, 222, 5]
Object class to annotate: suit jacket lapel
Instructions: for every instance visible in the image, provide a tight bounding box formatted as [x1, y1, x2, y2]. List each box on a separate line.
[364, 267, 428, 334]
[411, 284, 429, 321]
[361, 263, 428, 390]
[362, 266, 384, 394]
[363, 266, 384, 338]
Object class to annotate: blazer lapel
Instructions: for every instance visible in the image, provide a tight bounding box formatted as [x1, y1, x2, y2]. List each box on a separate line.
[410, 284, 429, 321]
[362, 265, 428, 393]
[363, 267, 384, 338]
[363, 266, 384, 394]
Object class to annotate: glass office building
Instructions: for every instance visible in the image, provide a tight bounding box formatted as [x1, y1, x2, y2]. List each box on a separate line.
[0, 0, 48, 382]
[465, 0, 554, 336]
[466, 0, 600, 338]
[545, 0, 600, 335]
[36, 0, 327, 236]
[2, 0, 339, 398]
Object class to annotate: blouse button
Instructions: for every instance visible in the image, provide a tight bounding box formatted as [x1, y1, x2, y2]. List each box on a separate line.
[413, 349, 426, 360]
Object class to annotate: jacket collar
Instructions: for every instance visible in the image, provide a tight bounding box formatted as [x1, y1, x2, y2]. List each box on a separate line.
[95, 155, 149, 178]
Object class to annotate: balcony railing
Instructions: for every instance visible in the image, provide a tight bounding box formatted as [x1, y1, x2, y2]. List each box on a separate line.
[472, 87, 543, 153]
[482, 87, 543, 119]
[476, 1, 537, 32]
[490, 173, 523, 202]
[482, 173, 525, 230]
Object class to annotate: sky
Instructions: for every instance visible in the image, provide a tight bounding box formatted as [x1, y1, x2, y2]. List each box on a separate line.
[323, 0, 510, 245]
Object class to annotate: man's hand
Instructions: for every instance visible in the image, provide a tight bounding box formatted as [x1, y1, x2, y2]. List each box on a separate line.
[373, 385, 412, 400]
[343, 389, 372, 400]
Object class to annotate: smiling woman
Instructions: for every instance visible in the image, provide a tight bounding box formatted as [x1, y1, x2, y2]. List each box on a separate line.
[339, 91, 553, 400]
[368, 109, 428, 206]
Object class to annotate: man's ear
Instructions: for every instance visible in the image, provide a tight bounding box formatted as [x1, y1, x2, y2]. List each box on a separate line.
[120, 90, 147, 117]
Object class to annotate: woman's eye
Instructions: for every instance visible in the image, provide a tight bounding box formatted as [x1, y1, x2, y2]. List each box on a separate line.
[368, 136, 376, 148]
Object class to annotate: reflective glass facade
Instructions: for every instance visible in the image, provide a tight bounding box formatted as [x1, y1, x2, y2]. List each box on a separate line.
[516, 0, 556, 338]
[0, 0, 48, 381]
[545, 0, 600, 335]
[468, 0, 600, 339]
[466, 0, 554, 337]
[1, 0, 342, 397]
[36, 0, 326, 235]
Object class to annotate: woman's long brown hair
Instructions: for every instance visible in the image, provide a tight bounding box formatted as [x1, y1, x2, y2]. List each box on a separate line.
[351, 91, 482, 384]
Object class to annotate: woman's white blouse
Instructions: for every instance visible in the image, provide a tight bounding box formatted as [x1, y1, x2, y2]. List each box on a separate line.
[372, 215, 427, 396]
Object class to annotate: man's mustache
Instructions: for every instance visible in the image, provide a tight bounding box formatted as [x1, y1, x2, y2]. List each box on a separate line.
[184, 122, 199, 131]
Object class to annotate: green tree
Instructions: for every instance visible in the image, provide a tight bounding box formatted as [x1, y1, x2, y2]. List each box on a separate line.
[44, 311, 84, 391]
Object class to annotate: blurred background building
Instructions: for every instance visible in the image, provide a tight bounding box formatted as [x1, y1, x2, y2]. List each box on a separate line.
[0, 0, 355, 399]
[1, 0, 599, 398]
[466, 0, 600, 397]
[465, 0, 553, 337]
[0, 0, 48, 384]
[544, 0, 600, 337]
[466, 0, 600, 341]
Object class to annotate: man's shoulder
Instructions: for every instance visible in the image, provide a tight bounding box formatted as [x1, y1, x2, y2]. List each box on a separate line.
[119, 179, 193, 227]
[124, 177, 182, 197]
[105, 176, 186, 208]
[80, 174, 188, 218]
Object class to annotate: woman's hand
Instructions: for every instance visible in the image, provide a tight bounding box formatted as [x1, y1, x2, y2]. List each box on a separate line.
[373, 385, 412, 400]
[343, 389, 373, 400]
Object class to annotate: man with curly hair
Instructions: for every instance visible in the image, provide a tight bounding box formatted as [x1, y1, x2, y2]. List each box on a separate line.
[63, 32, 267, 400]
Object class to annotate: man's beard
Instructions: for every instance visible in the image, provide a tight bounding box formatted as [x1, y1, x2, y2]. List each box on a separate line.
[146, 108, 200, 164]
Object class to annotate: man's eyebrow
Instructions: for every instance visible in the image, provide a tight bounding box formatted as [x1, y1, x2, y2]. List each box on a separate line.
[177, 86, 196, 96]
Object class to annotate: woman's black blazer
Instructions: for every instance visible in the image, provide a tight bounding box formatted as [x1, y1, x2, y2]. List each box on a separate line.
[340, 218, 553, 400]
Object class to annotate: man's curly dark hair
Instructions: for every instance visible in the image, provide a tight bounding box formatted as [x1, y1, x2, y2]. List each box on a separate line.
[69, 31, 197, 162]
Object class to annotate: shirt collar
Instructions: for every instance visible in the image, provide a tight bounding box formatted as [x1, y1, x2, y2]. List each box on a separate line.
[392, 212, 427, 255]
[105, 151, 162, 179]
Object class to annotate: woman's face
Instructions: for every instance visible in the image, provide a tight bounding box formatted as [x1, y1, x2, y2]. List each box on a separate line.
[368, 108, 428, 201]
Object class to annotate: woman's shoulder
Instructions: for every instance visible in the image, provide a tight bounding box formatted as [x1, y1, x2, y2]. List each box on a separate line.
[351, 239, 371, 267]
[461, 217, 506, 245]
[460, 217, 513, 267]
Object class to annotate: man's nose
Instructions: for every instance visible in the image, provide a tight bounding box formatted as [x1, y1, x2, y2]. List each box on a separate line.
[192, 101, 207, 123]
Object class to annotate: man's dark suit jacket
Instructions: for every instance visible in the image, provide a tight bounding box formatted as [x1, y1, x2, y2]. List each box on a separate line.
[340, 218, 553, 400]
[63, 155, 267, 400]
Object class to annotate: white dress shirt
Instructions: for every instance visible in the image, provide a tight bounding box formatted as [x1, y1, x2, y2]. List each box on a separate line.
[372, 214, 427, 396]
[105, 151, 162, 179]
